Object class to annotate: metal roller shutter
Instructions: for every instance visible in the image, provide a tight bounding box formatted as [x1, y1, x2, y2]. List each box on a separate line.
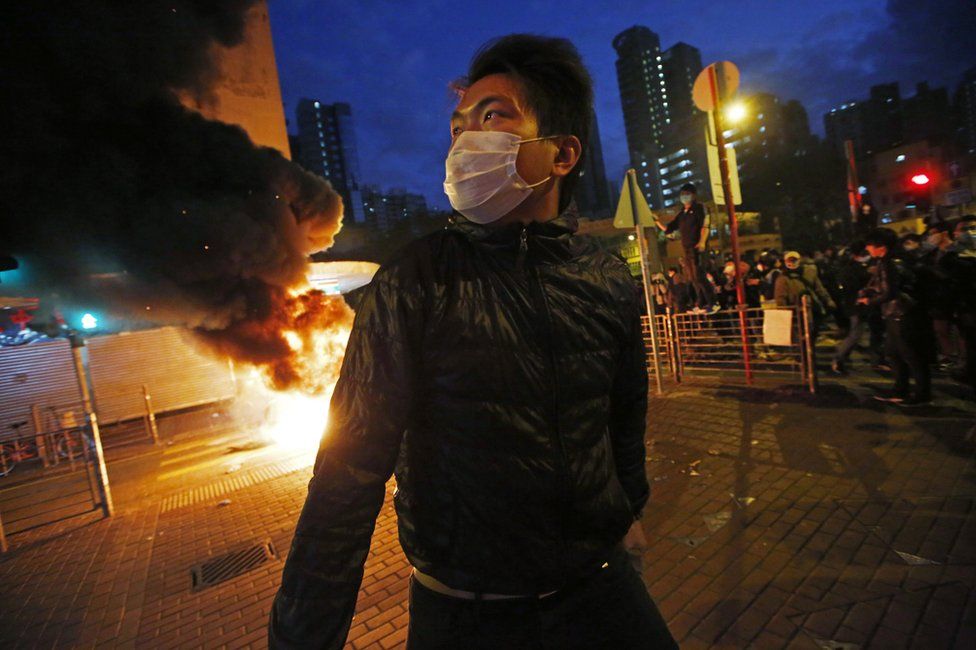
[86, 328, 236, 423]
[0, 340, 82, 440]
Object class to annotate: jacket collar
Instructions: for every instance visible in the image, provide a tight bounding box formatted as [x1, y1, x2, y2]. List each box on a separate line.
[448, 209, 579, 243]
[447, 207, 588, 266]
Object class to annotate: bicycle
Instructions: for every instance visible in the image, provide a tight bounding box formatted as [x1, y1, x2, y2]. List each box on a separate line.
[0, 421, 37, 477]
[53, 426, 95, 462]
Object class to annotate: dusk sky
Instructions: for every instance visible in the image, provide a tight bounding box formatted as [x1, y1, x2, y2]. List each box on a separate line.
[268, 0, 975, 210]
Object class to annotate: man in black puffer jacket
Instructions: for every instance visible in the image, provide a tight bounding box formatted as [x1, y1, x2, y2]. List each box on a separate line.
[269, 34, 676, 649]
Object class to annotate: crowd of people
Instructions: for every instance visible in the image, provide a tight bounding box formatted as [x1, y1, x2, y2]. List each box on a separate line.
[653, 211, 976, 406]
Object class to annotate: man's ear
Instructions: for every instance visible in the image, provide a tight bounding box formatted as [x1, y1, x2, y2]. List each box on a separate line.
[551, 135, 582, 178]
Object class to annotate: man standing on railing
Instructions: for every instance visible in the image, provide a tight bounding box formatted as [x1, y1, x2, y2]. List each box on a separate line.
[655, 183, 719, 314]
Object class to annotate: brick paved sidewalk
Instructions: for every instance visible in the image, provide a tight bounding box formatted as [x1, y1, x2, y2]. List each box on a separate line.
[1, 377, 974, 648]
[640, 381, 975, 648]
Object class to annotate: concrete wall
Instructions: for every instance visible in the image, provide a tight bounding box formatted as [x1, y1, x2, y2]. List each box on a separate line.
[180, 1, 291, 159]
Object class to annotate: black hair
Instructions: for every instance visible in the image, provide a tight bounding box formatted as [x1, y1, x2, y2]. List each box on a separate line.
[465, 34, 593, 213]
[901, 233, 922, 243]
[865, 227, 898, 250]
[680, 182, 697, 194]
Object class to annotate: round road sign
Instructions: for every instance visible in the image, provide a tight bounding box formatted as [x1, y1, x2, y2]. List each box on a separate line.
[692, 61, 740, 112]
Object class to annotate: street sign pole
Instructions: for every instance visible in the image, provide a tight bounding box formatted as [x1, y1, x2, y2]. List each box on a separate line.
[706, 66, 753, 384]
[845, 139, 861, 240]
[627, 169, 663, 395]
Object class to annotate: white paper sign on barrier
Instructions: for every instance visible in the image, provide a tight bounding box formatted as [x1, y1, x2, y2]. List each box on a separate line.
[763, 309, 793, 346]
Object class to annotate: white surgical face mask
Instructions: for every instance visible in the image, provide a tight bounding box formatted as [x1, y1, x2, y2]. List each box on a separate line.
[679, 193, 692, 205]
[443, 131, 554, 224]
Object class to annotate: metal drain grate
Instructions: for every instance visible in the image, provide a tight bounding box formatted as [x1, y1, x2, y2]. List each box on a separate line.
[191, 541, 277, 591]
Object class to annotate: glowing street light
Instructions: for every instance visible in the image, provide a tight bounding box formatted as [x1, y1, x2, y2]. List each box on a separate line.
[81, 313, 98, 330]
[910, 173, 930, 186]
[725, 102, 747, 123]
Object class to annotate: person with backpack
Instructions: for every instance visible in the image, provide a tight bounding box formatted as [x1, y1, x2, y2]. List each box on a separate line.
[775, 251, 834, 338]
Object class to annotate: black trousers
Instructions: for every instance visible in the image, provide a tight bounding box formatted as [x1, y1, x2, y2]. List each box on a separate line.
[885, 316, 931, 401]
[406, 545, 677, 650]
[682, 247, 714, 309]
[958, 311, 976, 398]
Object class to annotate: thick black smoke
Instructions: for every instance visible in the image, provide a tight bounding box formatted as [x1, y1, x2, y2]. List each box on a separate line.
[1, 1, 349, 390]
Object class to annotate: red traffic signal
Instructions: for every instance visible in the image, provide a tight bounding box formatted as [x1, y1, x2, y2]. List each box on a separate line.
[910, 173, 931, 186]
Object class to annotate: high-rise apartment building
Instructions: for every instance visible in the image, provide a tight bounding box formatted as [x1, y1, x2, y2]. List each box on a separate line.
[825, 80, 962, 160]
[361, 185, 428, 232]
[660, 42, 702, 120]
[613, 27, 703, 208]
[958, 66, 976, 154]
[824, 100, 867, 159]
[902, 82, 951, 143]
[575, 110, 613, 219]
[295, 99, 366, 224]
[657, 113, 709, 208]
[613, 26, 668, 207]
[656, 93, 813, 208]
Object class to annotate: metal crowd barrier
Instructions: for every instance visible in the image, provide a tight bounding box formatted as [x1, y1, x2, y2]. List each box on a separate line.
[0, 399, 110, 551]
[642, 296, 817, 393]
[92, 384, 162, 449]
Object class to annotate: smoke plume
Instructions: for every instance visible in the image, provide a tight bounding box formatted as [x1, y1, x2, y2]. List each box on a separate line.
[1, 1, 351, 392]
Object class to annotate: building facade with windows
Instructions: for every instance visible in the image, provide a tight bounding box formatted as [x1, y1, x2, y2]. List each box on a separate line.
[613, 28, 703, 209]
[295, 99, 366, 224]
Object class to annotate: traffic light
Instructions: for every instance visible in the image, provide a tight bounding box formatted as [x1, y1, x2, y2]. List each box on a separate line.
[905, 169, 934, 213]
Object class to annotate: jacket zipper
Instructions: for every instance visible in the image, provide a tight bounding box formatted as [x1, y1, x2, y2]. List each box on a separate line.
[517, 226, 528, 271]
[520, 226, 571, 542]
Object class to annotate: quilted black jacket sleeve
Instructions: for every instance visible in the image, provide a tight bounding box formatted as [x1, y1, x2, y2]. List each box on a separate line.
[608, 294, 650, 518]
[268, 268, 420, 650]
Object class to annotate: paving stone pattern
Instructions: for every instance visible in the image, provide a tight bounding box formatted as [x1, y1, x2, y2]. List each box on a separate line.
[0, 378, 974, 648]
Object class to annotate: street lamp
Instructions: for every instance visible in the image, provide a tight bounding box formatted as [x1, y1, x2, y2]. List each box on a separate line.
[725, 101, 747, 124]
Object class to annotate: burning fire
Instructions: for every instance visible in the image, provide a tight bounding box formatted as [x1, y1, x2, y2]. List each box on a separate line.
[238, 374, 338, 456]
[227, 283, 354, 455]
